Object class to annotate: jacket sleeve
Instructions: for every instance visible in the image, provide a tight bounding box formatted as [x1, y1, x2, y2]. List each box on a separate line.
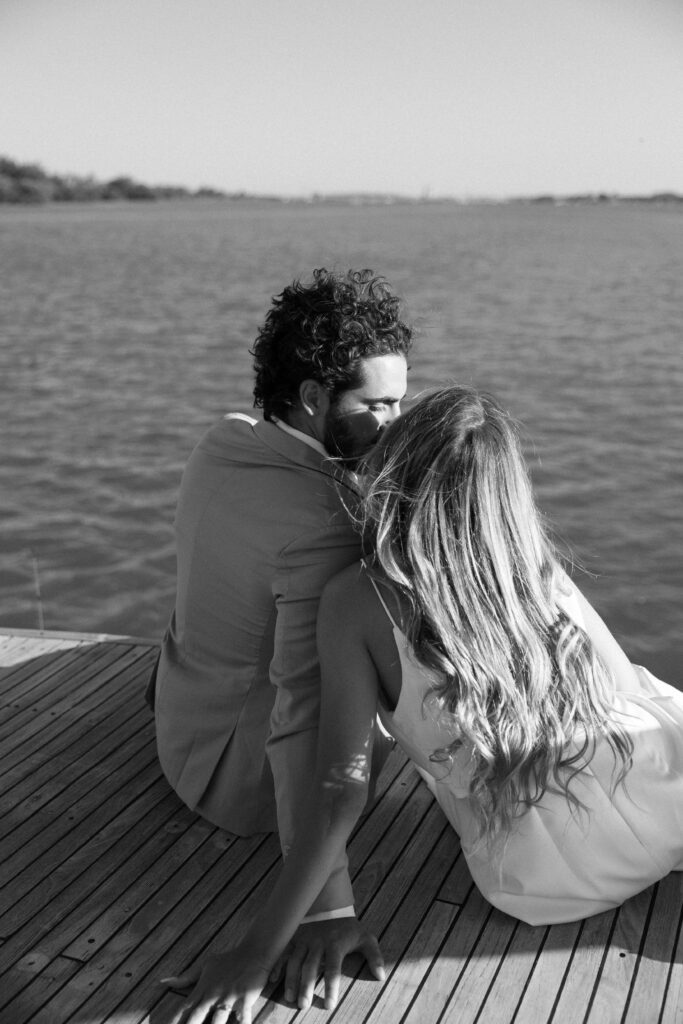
[266, 523, 361, 913]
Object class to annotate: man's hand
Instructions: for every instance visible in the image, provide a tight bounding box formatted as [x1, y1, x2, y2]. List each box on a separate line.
[276, 917, 385, 1011]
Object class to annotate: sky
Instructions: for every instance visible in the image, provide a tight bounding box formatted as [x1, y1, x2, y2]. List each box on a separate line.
[2, 0, 682, 198]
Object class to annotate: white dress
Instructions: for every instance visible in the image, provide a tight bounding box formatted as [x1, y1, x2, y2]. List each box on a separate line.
[372, 582, 683, 925]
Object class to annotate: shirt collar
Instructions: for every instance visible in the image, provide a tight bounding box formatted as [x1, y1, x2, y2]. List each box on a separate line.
[271, 416, 329, 459]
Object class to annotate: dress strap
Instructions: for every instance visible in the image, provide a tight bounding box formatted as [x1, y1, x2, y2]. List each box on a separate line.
[362, 561, 401, 631]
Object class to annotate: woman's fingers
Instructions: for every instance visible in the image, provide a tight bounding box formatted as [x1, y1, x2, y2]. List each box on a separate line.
[165, 996, 224, 1024]
[159, 970, 200, 990]
[283, 942, 306, 1004]
[322, 947, 343, 1010]
[234, 996, 256, 1024]
[212, 1001, 236, 1024]
[297, 947, 323, 1009]
[359, 932, 386, 982]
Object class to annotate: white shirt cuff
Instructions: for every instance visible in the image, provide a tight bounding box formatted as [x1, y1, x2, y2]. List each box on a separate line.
[300, 906, 356, 924]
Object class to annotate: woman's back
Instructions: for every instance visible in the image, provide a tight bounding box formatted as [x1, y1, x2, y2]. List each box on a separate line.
[360, 568, 683, 925]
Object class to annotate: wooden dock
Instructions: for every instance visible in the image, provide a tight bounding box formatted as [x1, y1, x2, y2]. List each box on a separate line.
[0, 627, 681, 1024]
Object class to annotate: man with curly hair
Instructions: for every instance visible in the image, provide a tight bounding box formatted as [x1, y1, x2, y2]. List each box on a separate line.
[152, 268, 412, 1010]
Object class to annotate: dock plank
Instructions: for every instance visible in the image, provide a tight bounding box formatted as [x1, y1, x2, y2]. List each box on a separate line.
[0, 694, 147, 824]
[0, 645, 141, 755]
[0, 790, 183, 1013]
[400, 886, 493, 1024]
[546, 906, 618, 1023]
[0, 717, 153, 859]
[0, 630, 681, 1024]
[362, 901, 460, 1024]
[512, 920, 583, 1023]
[470, 918, 549, 1023]
[0, 636, 83, 675]
[0, 643, 99, 703]
[624, 876, 683, 1024]
[0, 648, 157, 791]
[660, 950, 683, 1024]
[0, 739, 159, 899]
[438, 904, 519, 1024]
[589, 886, 657, 1023]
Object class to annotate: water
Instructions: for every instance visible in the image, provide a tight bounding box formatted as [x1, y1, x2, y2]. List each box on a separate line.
[1, 199, 681, 682]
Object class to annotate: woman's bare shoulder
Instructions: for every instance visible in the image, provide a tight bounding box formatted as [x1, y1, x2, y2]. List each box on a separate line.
[320, 562, 396, 637]
[323, 562, 403, 646]
[318, 564, 390, 669]
[321, 561, 375, 615]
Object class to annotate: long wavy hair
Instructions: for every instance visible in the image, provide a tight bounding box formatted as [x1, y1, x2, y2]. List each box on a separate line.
[362, 384, 632, 844]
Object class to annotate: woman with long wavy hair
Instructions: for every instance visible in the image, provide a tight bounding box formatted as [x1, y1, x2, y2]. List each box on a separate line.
[170, 384, 683, 1024]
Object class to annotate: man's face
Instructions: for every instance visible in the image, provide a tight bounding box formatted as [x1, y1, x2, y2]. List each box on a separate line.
[323, 353, 408, 466]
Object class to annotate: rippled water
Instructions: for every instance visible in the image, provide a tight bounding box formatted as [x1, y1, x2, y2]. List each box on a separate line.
[1, 199, 681, 682]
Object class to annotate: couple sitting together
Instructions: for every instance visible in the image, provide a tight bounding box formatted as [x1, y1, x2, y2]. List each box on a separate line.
[150, 268, 683, 1023]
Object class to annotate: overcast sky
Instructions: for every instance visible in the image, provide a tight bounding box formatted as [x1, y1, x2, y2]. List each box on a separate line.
[2, 0, 681, 197]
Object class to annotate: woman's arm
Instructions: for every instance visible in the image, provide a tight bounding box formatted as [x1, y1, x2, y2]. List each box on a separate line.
[245, 571, 381, 966]
[164, 569, 382, 1024]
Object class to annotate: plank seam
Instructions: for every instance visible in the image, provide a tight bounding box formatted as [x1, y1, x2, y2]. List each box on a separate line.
[360, 825, 457, 1024]
[579, 908, 621, 1024]
[618, 882, 658, 1023]
[470, 919, 523, 1024]
[433, 901, 495, 1024]
[395, 899, 469, 1024]
[657, 884, 683, 1024]
[509, 924, 552, 1024]
[434, 891, 471, 908]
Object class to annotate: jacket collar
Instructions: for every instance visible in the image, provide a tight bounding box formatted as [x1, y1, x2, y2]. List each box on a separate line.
[253, 419, 361, 498]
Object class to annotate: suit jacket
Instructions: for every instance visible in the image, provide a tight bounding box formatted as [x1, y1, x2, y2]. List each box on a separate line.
[154, 413, 362, 839]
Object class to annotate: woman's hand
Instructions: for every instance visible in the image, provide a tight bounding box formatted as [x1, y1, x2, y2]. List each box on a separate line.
[278, 918, 385, 1011]
[162, 946, 272, 1024]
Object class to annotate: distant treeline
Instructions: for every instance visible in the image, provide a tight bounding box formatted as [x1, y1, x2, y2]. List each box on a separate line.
[0, 157, 226, 203]
[523, 191, 683, 206]
[2, 156, 681, 207]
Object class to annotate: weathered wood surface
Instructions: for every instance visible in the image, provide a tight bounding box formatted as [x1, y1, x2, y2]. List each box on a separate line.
[0, 628, 681, 1024]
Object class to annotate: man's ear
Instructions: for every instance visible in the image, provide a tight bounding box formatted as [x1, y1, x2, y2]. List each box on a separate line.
[299, 379, 330, 418]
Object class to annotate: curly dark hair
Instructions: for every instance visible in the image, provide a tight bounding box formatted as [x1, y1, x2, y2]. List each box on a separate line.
[252, 268, 413, 420]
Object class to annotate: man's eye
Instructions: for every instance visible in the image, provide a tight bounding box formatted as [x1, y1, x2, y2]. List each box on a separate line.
[368, 404, 385, 413]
